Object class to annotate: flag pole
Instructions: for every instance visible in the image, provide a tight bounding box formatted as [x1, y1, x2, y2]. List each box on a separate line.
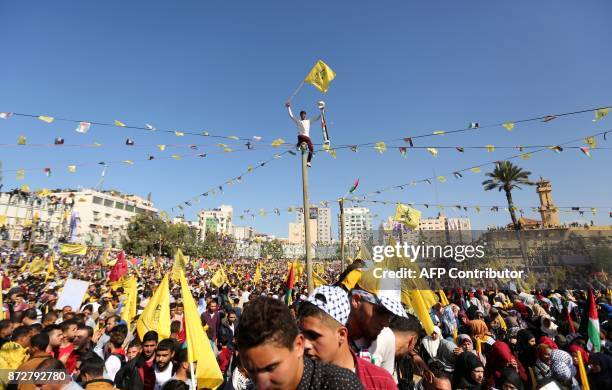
[300, 143, 314, 293]
[190, 362, 196, 390]
[287, 80, 305, 103]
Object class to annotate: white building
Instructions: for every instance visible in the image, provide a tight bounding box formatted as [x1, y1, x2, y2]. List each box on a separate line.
[232, 225, 255, 241]
[53, 189, 158, 248]
[0, 189, 157, 248]
[197, 205, 233, 238]
[338, 207, 373, 244]
[295, 206, 332, 244]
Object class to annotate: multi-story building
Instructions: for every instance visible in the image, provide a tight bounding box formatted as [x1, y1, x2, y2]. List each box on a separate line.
[52, 189, 158, 248]
[288, 220, 318, 244]
[197, 205, 233, 238]
[338, 207, 373, 244]
[295, 206, 332, 244]
[232, 225, 255, 241]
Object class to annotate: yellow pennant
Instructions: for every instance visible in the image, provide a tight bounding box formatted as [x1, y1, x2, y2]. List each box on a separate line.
[157, 144, 166, 151]
[68, 165, 77, 173]
[123, 160, 134, 165]
[502, 122, 515, 131]
[174, 131, 184, 137]
[427, 147, 438, 157]
[17, 135, 26, 145]
[437, 176, 446, 183]
[223, 147, 232, 152]
[114, 120, 126, 127]
[20, 184, 30, 193]
[304, 59, 336, 93]
[374, 142, 387, 153]
[228, 135, 239, 140]
[327, 148, 337, 158]
[433, 130, 445, 135]
[16, 169, 25, 180]
[486, 145, 495, 152]
[271, 138, 285, 147]
[520, 153, 532, 160]
[594, 108, 609, 122]
[93, 142, 102, 147]
[585, 136, 597, 149]
[171, 155, 182, 160]
[470, 167, 481, 173]
[38, 115, 55, 123]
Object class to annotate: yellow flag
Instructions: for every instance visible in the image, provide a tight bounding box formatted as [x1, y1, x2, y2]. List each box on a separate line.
[313, 272, 328, 288]
[16, 169, 25, 180]
[121, 277, 138, 330]
[253, 264, 262, 285]
[17, 135, 26, 145]
[341, 269, 362, 290]
[171, 154, 182, 160]
[393, 203, 421, 229]
[402, 289, 435, 335]
[271, 138, 285, 147]
[427, 147, 438, 157]
[179, 271, 223, 389]
[174, 131, 184, 137]
[520, 153, 532, 160]
[486, 145, 495, 152]
[20, 185, 30, 193]
[585, 136, 597, 149]
[374, 142, 386, 153]
[67, 165, 77, 173]
[470, 167, 481, 173]
[114, 120, 126, 127]
[29, 257, 47, 275]
[502, 122, 515, 131]
[44, 256, 56, 283]
[60, 243, 87, 255]
[304, 59, 336, 93]
[210, 267, 227, 288]
[157, 144, 166, 151]
[438, 289, 449, 306]
[38, 115, 55, 123]
[594, 108, 609, 121]
[433, 130, 445, 136]
[437, 176, 446, 183]
[137, 274, 171, 340]
[0, 215, 6, 227]
[172, 249, 187, 281]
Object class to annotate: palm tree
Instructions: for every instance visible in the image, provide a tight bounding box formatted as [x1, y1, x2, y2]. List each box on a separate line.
[482, 161, 534, 230]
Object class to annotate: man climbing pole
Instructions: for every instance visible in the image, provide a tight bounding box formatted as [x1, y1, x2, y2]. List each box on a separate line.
[286, 101, 320, 167]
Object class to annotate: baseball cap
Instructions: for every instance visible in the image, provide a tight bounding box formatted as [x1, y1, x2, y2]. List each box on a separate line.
[307, 285, 351, 326]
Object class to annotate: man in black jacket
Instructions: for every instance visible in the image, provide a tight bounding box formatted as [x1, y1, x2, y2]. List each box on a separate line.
[114, 330, 158, 390]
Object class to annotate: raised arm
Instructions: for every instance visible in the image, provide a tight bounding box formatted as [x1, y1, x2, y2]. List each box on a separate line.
[310, 112, 321, 123]
[286, 102, 299, 124]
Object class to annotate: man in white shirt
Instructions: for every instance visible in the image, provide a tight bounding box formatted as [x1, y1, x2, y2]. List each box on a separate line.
[286, 101, 321, 167]
[153, 339, 175, 390]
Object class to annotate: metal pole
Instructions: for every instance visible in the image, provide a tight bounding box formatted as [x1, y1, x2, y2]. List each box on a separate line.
[339, 198, 345, 272]
[301, 144, 314, 292]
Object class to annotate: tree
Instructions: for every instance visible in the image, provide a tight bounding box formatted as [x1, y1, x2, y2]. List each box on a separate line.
[260, 239, 284, 259]
[482, 161, 535, 230]
[121, 213, 168, 256]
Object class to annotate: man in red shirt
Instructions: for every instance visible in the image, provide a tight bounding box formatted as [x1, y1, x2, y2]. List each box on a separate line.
[114, 330, 158, 390]
[297, 285, 397, 389]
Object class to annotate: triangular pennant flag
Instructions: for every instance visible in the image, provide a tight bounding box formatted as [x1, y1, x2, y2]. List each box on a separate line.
[542, 115, 556, 122]
[550, 145, 563, 153]
[38, 115, 54, 123]
[433, 130, 445, 135]
[350, 145, 358, 152]
[145, 123, 156, 130]
[486, 145, 495, 152]
[453, 172, 463, 178]
[437, 176, 446, 183]
[520, 153, 532, 160]
[75, 121, 91, 134]
[157, 144, 166, 151]
[404, 137, 414, 147]
[374, 142, 387, 153]
[44, 168, 51, 177]
[17, 135, 26, 145]
[468, 122, 479, 129]
[455, 147, 464, 152]
[271, 138, 285, 147]
[125, 138, 135, 146]
[0, 112, 12, 119]
[426, 147, 438, 157]
[223, 147, 232, 152]
[585, 136, 597, 149]
[580, 147, 591, 157]
[593, 108, 609, 122]
[399, 147, 407, 157]
[114, 120, 126, 127]
[502, 122, 515, 131]
[475, 206, 481, 213]
[54, 137, 64, 145]
[123, 160, 134, 165]
[21, 184, 30, 193]
[68, 165, 77, 173]
[16, 169, 25, 180]
[327, 148, 337, 158]
[470, 167, 481, 173]
[174, 131, 184, 137]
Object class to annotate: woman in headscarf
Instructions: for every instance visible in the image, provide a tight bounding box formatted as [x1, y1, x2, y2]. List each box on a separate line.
[484, 341, 527, 389]
[468, 319, 489, 341]
[528, 344, 552, 388]
[515, 329, 537, 368]
[420, 326, 457, 374]
[549, 349, 578, 390]
[455, 334, 486, 366]
[440, 304, 459, 340]
[588, 352, 612, 388]
[452, 351, 484, 389]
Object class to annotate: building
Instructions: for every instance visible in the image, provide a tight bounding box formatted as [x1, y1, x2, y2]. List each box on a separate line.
[52, 189, 158, 248]
[288, 220, 318, 244]
[232, 225, 255, 241]
[537, 178, 560, 228]
[382, 213, 472, 244]
[295, 206, 332, 244]
[197, 205, 233, 238]
[338, 207, 373, 245]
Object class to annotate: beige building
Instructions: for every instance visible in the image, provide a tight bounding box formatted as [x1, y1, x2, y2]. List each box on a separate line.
[295, 206, 332, 244]
[197, 205, 233, 238]
[537, 178, 560, 228]
[288, 220, 318, 244]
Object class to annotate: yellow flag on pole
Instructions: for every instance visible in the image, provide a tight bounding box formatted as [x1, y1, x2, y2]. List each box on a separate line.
[313, 272, 328, 288]
[172, 248, 187, 281]
[60, 243, 87, 255]
[121, 277, 138, 330]
[393, 203, 421, 229]
[253, 264, 262, 285]
[210, 267, 228, 288]
[137, 274, 171, 340]
[304, 60, 336, 93]
[576, 352, 590, 390]
[179, 271, 223, 389]
[44, 255, 56, 283]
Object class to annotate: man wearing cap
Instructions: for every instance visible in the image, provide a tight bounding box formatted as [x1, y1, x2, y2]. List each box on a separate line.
[346, 288, 407, 370]
[297, 285, 397, 389]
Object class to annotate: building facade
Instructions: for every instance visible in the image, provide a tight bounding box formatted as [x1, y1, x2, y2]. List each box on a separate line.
[288, 220, 318, 244]
[197, 205, 233, 238]
[295, 206, 332, 244]
[337, 207, 373, 244]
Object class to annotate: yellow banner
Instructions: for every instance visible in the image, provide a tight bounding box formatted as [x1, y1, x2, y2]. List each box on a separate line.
[60, 243, 87, 255]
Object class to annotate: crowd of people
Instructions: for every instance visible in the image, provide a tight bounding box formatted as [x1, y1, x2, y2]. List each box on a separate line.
[0, 248, 611, 390]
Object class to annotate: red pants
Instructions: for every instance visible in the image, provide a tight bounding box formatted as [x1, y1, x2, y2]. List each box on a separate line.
[297, 135, 314, 162]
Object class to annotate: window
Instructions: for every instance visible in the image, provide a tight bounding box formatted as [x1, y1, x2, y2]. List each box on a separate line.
[115, 202, 124, 210]
[125, 205, 135, 212]
[93, 197, 103, 205]
[104, 199, 114, 207]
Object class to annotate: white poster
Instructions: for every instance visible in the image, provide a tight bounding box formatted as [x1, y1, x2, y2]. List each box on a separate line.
[55, 278, 89, 312]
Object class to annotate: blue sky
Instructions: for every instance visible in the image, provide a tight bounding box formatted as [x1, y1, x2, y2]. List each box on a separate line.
[1, 1, 611, 237]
